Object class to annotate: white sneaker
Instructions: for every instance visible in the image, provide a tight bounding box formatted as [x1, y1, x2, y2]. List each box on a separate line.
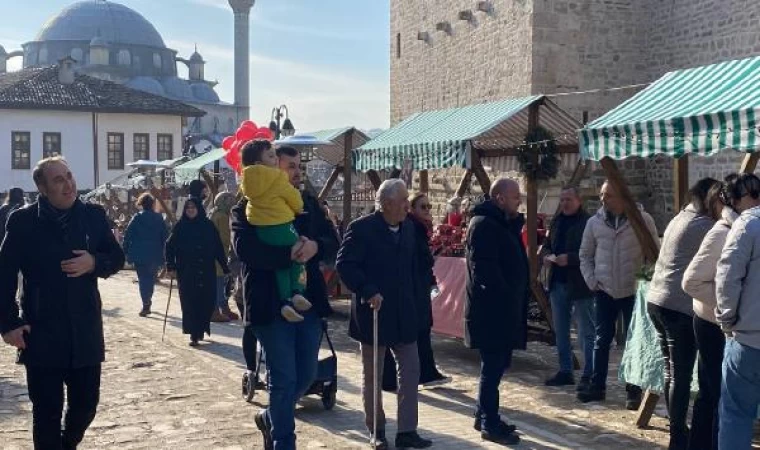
[281, 305, 304, 322]
[291, 294, 312, 312]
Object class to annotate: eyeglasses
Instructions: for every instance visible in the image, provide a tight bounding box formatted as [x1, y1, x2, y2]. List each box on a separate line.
[418, 204, 432, 210]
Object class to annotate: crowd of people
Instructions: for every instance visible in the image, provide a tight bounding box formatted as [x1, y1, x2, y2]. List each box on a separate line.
[3, 147, 760, 450]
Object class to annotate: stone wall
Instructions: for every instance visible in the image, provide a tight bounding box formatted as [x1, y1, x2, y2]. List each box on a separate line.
[390, 0, 535, 125]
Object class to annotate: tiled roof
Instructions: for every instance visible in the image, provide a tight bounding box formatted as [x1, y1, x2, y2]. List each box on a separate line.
[0, 65, 205, 117]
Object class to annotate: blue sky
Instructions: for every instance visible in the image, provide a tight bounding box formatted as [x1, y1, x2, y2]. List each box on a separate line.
[1, 0, 391, 132]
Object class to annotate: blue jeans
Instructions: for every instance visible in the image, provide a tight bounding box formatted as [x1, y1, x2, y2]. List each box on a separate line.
[252, 311, 322, 450]
[476, 349, 513, 431]
[719, 338, 760, 450]
[591, 291, 635, 390]
[550, 282, 595, 378]
[135, 263, 159, 307]
[215, 276, 227, 308]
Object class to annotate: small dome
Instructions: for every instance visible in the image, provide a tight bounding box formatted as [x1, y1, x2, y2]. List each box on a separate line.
[161, 76, 193, 100]
[36, 1, 166, 49]
[189, 51, 204, 63]
[126, 76, 166, 97]
[190, 83, 219, 103]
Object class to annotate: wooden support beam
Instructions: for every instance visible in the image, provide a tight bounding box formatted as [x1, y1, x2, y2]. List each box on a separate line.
[635, 390, 660, 429]
[366, 170, 382, 190]
[600, 157, 659, 263]
[419, 169, 430, 193]
[455, 170, 473, 198]
[151, 187, 176, 225]
[741, 153, 760, 174]
[319, 166, 342, 202]
[470, 150, 492, 194]
[527, 103, 540, 283]
[673, 155, 689, 211]
[343, 130, 354, 223]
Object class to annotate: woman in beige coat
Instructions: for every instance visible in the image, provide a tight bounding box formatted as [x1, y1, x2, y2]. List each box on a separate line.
[682, 183, 737, 450]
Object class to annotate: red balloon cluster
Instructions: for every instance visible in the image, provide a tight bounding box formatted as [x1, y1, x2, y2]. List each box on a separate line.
[222, 120, 274, 174]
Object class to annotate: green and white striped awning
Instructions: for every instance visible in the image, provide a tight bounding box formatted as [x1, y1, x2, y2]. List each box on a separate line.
[581, 56, 760, 161]
[354, 95, 579, 171]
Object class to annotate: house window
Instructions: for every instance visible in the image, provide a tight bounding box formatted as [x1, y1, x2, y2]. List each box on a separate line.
[11, 132, 31, 170]
[157, 134, 173, 161]
[107, 133, 125, 170]
[43, 132, 61, 158]
[133, 133, 150, 161]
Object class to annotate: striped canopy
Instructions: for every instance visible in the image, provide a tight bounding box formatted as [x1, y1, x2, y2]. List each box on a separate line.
[354, 95, 579, 171]
[581, 56, 760, 161]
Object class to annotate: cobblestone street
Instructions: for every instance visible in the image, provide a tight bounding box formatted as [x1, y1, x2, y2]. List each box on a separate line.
[0, 272, 670, 449]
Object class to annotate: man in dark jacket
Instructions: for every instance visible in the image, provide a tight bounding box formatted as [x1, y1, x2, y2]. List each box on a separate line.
[231, 146, 338, 450]
[0, 156, 124, 449]
[0, 187, 25, 242]
[540, 186, 594, 389]
[337, 179, 432, 450]
[465, 178, 527, 446]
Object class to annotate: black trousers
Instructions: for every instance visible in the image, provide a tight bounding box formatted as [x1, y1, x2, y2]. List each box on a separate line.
[243, 325, 258, 371]
[647, 303, 696, 449]
[689, 316, 725, 450]
[383, 327, 442, 390]
[26, 364, 101, 450]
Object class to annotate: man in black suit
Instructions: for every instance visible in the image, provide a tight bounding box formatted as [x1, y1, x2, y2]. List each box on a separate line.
[0, 156, 124, 449]
[337, 179, 432, 450]
[465, 178, 528, 445]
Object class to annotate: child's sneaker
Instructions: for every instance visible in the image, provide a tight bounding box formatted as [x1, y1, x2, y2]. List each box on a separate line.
[291, 294, 312, 312]
[281, 304, 304, 322]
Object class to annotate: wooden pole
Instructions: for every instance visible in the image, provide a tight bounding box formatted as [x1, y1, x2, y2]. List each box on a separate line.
[527, 103, 540, 283]
[673, 155, 689, 211]
[366, 170, 382, 190]
[455, 169, 473, 198]
[319, 166, 342, 202]
[470, 149, 492, 194]
[419, 169, 429, 193]
[343, 130, 354, 223]
[741, 153, 760, 173]
[599, 157, 659, 262]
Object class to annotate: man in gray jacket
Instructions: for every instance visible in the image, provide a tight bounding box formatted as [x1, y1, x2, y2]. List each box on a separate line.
[715, 173, 760, 450]
[578, 180, 659, 407]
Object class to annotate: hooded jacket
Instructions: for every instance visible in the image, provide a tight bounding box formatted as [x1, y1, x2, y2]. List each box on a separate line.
[241, 165, 303, 226]
[682, 207, 738, 324]
[579, 206, 659, 299]
[210, 192, 236, 276]
[716, 205, 760, 349]
[464, 200, 529, 352]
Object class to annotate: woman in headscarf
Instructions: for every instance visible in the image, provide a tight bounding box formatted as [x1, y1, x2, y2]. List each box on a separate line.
[209, 192, 239, 322]
[166, 197, 230, 346]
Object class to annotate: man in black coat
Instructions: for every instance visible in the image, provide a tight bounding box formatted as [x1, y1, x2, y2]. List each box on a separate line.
[337, 179, 432, 450]
[231, 145, 337, 450]
[465, 178, 528, 446]
[0, 157, 124, 449]
[540, 186, 594, 389]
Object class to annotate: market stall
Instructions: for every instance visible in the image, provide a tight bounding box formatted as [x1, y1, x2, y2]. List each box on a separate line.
[579, 54, 760, 426]
[353, 95, 583, 340]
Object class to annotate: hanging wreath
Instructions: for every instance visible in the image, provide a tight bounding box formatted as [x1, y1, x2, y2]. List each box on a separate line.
[517, 126, 560, 180]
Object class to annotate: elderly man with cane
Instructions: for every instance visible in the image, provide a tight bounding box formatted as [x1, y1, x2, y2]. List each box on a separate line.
[0, 156, 124, 449]
[337, 179, 433, 450]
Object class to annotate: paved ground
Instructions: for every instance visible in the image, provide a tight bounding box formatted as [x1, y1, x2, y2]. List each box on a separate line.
[0, 272, 672, 449]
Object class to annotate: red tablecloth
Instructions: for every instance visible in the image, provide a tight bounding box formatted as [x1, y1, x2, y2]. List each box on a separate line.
[431, 256, 467, 339]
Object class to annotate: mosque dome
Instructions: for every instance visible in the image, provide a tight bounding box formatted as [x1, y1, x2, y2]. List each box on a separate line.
[162, 76, 194, 100]
[190, 83, 220, 103]
[35, 0, 166, 49]
[126, 77, 166, 97]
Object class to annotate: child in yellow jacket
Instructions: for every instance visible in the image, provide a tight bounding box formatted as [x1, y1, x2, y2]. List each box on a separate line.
[240, 140, 311, 322]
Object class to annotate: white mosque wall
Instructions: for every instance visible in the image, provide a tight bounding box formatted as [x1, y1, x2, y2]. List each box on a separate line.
[0, 110, 185, 193]
[0, 109, 93, 192]
[185, 102, 246, 137]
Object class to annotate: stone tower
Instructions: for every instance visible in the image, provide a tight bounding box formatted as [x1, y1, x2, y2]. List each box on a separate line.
[229, 0, 254, 119]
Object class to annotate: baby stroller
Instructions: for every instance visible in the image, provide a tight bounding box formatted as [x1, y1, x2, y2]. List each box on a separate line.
[242, 319, 338, 410]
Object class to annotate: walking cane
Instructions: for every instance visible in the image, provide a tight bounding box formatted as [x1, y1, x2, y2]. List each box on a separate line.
[372, 305, 379, 450]
[161, 277, 174, 342]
